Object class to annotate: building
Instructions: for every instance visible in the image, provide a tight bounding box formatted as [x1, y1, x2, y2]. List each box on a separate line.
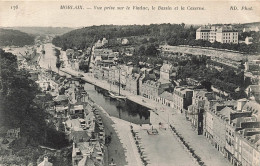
[93, 65, 103, 80]
[93, 48, 113, 63]
[187, 90, 215, 135]
[212, 109, 227, 155]
[102, 38, 108, 45]
[159, 63, 177, 83]
[204, 98, 260, 166]
[196, 25, 238, 44]
[69, 104, 85, 119]
[122, 38, 129, 45]
[53, 95, 69, 105]
[38, 157, 53, 166]
[196, 26, 210, 41]
[6, 128, 20, 139]
[243, 26, 260, 32]
[159, 91, 174, 107]
[72, 141, 104, 166]
[186, 78, 201, 86]
[71, 59, 80, 71]
[173, 86, 194, 113]
[95, 40, 103, 48]
[140, 80, 170, 101]
[245, 85, 260, 103]
[203, 100, 236, 146]
[66, 49, 74, 58]
[244, 60, 260, 72]
[186, 96, 260, 166]
[65, 107, 95, 142]
[54, 105, 68, 119]
[239, 129, 260, 166]
[125, 73, 141, 95]
[103, 67, 109, 81]
[108, 66, 116, 84]
[245, 37, 253, 45]
[242, 100, 260, 120]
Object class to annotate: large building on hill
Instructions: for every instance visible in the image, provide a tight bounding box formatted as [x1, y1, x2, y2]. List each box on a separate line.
[196, 25, 238, 44]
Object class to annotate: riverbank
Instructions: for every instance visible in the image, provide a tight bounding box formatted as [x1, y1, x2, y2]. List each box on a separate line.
[60, 67, 154, 110]
[93, 104, 128, 166]
[60, 66, 231, 166]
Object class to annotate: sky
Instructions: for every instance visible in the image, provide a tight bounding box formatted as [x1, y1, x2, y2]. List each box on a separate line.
[0, 1, 260, 27]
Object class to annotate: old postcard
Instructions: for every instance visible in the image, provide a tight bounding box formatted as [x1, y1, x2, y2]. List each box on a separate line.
[0, 0, 260, 166]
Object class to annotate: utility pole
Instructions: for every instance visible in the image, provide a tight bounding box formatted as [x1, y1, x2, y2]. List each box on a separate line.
[118, 66, 121, 96]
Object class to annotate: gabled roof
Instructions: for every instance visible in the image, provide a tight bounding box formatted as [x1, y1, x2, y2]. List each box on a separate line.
[219, 106, 234, 120]
[55, 105, 68, 112]
[72, 104, 84, 110]
[159, 91, 173, 101]
[242, 101, 260, 120]
[213, 100, 237, 110]
[248, 85, 260, 93]
[38, 157, 53, 166]
[78, 156, 88, 166]
[53, 95, 68, 102]
[160, 63, 173, 72]
[232, 116, 257, 128]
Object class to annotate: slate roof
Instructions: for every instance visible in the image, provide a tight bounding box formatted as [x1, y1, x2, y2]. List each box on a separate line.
[159, 91, 173, 101]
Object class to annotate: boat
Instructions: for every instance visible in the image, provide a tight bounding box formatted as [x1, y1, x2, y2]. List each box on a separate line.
[108, 66, 126, 100]
[108, 91, 126, 100]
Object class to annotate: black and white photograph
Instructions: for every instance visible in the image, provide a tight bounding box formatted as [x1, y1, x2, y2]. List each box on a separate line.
[0, 1, 260, 166]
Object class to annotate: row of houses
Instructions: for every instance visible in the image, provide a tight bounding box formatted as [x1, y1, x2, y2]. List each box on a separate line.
[94, 37, 130, 48]
[92, 54, 179, 102]
[35, 69, 105, 166]
[183, 89, 260, 166]
[91, 51, 260, 166]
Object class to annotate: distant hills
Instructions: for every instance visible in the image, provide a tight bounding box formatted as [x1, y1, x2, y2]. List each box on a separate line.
[52, 24, 197, 50]
[3, 27, 75, 35]
[241, 22, 260, 27]
[0, 28, 35, 47]
[210, 22, 260, 31]
[52, 22, 260, 54]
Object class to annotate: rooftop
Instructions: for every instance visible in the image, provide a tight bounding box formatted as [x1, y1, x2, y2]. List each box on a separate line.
[53, 95, 68, 102]
[160, 63, 173, 72]
[55, 105, 68, 112]
[219, 106, 235, 120]
[159, 91, 173, 101]
[38, 157, 53, 166]
[66, 119, 85, 131]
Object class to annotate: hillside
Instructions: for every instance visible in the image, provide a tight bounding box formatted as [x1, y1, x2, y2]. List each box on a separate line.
[231, 22, 260, 31]
[241, 22, 260, 27]
[0, 28, 35, 47]
[0, 49, 70, 165]
[4, 27, 75, 35]
[52, 23, 260, 54]
[52, 24, 197, 50]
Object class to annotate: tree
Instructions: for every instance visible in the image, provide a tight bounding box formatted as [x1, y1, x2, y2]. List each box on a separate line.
[141, 38, 148, 44]
[145, 44, 158, 57]
[138, 45, 146, 56]
[200, 81, 212, 92]
[0, 49, 69, 151]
